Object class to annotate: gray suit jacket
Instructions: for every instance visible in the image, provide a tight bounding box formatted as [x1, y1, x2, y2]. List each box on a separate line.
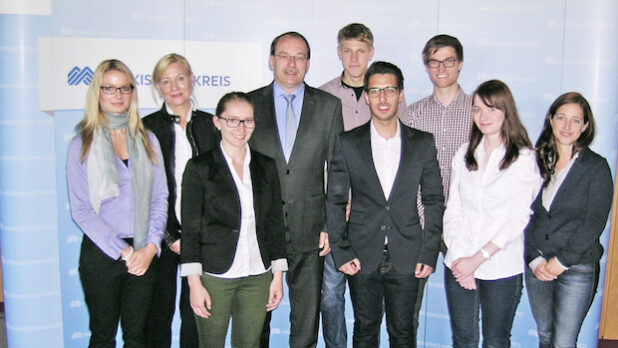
[327, 122, 445, 275]
[248, 82, 344, 252]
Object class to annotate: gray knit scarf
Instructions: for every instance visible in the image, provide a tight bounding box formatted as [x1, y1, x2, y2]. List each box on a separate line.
[87, 112, 152, 250]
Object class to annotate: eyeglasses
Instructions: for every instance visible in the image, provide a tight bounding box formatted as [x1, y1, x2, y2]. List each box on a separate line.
[427, 58, 458, 69]
[274, 54, 308, 63]
[218, 116, 255, 129]
[100, 85, 134, 95]
[367, 86, 399, 98]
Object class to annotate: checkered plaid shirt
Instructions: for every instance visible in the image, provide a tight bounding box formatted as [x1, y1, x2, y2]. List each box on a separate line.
[400, 87, 473, 201]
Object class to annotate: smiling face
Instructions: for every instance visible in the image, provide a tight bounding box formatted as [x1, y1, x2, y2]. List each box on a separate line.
[338, 39, 374, 84]
[473, 94, 505, 141]
[269, 35, 310, 93]
[213, 99, 255, 150]
[99, 70, 132, 115]
[364, 73, 403, 124]
[425, 46, 463, 89]
[156, 62, 194, 113]
[550, 102, 588, 148]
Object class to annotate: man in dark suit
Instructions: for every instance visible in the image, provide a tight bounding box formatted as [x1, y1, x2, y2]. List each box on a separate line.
[326, 61, 444, 347]
[248, 32, 344, 348]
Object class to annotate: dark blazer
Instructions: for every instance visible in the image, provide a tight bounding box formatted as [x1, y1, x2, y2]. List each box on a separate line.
[142, 104, 220, 245]
[180, 147, 286, 274]
[524, 147, 613, 267]
[248, 83, 344, 252]
[327, 122, 444, 275]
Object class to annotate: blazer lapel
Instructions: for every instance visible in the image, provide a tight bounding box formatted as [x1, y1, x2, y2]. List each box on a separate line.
[547, 149, 588, 213]
[254, 84, 286, 164]
[356, 124, 388, 202]
[249, 152, 264, 221]
[209, 148, 240, 213]
[388, 125, 414, 201]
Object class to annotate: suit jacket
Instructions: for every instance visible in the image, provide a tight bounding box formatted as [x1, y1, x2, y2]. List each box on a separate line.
[524, 147, 613, 267]
[180, 147, 286, 274]
[327, 122, 444, 275]
[248, 82, 344, 252]
[142, 104, 220, 245]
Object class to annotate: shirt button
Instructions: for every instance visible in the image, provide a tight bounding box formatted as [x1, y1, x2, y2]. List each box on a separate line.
[385, 205, 390, 211]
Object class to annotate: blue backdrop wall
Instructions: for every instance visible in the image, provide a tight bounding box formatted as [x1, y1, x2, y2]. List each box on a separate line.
[1, 1, 616, 347]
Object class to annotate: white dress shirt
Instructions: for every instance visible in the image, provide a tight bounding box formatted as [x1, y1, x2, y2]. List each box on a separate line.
[444, 139, 541, 280]
[370, 120, 401, 200]
[166, 104, 193, 224]
[370, 120, 401, 245]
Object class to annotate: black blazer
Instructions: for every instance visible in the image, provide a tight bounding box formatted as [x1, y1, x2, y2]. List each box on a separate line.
[142, 104, 220, 245]
[180, 147, 286, 274]
[248, 83, 344, 252]
[326, 122, 444, 275]
[524, 148, 613, 267]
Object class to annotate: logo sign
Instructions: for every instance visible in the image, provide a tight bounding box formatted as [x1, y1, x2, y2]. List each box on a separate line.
[39, 37, 263, 111]
[67, 67, 94, 86]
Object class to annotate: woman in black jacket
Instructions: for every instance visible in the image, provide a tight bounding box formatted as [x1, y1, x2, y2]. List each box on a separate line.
[181, 92, 287, 348]
[142, 53, 219, 347]
[524, 92, 613, 348]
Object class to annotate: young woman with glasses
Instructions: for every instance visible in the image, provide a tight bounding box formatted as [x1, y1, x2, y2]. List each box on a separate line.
[180, 92, 287, 348]
[66, 59, 168, 347]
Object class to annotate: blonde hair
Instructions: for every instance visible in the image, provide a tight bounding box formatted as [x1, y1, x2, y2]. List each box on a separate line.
[77, 59, 156, 163]
[151, 53, 194, 103]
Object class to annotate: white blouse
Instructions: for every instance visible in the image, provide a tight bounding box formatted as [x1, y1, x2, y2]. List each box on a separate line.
[444, 140, 541, 280]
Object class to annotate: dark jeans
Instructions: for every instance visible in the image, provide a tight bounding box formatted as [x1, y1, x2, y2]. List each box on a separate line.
[444, 267, 522, 348]
[347, 248, 419, 348]
[320, 253, 347, 348]
[525, 263, 599, 348]
[146, 244, 198, 348]
[260, 247, 324, 348]
[79, 236, 158, 348]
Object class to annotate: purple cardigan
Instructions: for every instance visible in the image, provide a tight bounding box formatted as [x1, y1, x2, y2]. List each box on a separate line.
[66, 131, 168, 259]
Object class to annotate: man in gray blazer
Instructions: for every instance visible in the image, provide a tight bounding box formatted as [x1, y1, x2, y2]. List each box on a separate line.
[327, 61, 443, 347]
[248, 31, 344, 348]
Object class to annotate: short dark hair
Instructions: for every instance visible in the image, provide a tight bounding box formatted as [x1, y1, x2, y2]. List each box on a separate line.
[535, 92, 595, 187]
[363, 61, 404, 91]
[337, 23, 373, 46]
[270, 31, 311, 59]
[422, 34, 463, 65]
[215, 91, 254, 117]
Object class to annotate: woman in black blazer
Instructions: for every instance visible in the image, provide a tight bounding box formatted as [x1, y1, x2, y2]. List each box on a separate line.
[180, 92, 287, 348]
[524, 92, 613, 348]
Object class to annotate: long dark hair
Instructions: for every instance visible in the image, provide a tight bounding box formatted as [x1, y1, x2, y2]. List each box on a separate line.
[465, 80, 531, 171]
[535, 92, 595, 187]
